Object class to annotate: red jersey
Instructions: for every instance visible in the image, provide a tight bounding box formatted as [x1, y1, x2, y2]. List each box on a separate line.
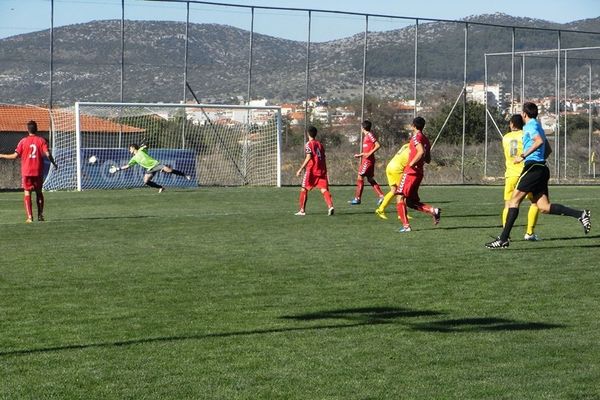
[15, 135, 49, 177]
[304, 139, 327, 177]
[362, 131, 378, 162]
[405, 130, 430, 176]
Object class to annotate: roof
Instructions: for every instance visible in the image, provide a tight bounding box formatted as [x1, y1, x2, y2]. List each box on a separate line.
[0, 105, 144, 133]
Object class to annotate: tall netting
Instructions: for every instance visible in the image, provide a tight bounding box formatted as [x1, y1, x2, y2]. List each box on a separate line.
[46, 102, 282, 190]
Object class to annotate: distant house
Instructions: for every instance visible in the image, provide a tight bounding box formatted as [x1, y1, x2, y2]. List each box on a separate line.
[0, 104, 144, 150]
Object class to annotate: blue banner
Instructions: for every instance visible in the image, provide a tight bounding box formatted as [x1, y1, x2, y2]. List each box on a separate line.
[44, 148, 197, 190]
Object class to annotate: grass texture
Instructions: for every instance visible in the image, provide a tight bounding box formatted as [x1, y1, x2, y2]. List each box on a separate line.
[1, 185, 599, 399]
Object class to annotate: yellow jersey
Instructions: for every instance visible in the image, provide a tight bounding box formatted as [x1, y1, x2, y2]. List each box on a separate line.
[502, 130, 524, 178]
[386, 144, 410, 174]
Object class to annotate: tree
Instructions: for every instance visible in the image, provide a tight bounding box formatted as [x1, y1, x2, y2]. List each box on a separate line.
[427, 100, 506, 145]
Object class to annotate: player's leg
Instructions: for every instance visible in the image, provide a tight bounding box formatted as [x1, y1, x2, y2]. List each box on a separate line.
[524, 192, 540, 240]
[162, 165, 190, 180]
[366, 175, 384, 201]
[319, 184, 334, 216]
[394, 174, 412, 231]
[395, 195, 411, 232]
[350, 173, 364, 205]
[21, 177, 34, 223]
[376, 169, 401, 219]
[502, 177, 518, 227]
[35, 189, 45, 221]
[296, 187, 308, 216]
[488, 189, 527, 247]
[143, 172, 163, 191]
[23, 189, 33, 223]
[536, 195, 591, 234]
[406, 198, 442, 225]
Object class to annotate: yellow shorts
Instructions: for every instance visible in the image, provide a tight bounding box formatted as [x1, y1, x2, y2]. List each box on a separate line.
[386, 168, 403, 188]
[504, 176, 533, 201]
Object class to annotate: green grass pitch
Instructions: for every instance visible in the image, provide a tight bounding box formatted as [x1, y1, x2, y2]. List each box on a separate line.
[1, 185, 599, 399]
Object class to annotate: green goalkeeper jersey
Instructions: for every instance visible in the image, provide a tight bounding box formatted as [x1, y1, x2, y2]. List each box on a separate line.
[128, 147, 160, 171]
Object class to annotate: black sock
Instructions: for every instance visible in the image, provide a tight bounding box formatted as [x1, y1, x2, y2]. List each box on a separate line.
[146, 181, 162, 189]
[500, 207, 519, 241]
[549, 204, 582, 218]
[171, 169, 186, 177]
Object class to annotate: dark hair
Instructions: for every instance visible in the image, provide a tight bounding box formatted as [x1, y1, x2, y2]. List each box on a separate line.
[509, 114, 524, 130]
[128, 143, 139, 150]
[361, 120, 372, 131]
[26, 120, 38, 134]
[307, 125, 318, 138]
[412, 116, 426, 131]
[522, 102, 538, 119]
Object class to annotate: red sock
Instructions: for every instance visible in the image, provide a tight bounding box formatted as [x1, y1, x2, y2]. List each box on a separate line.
[299, 190, 307, 211]
[354, 179, 364, 200]
[24, 194, 33, 219]
[409, 201, 433, 214]
[372, 184, 384, 197]
[322, 190, 333, 208]
[396, 201, 409, 227]
[36, 192, 44, 216]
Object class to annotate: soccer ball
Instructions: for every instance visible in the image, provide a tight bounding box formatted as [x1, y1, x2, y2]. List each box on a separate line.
[88, 155, 98, 164]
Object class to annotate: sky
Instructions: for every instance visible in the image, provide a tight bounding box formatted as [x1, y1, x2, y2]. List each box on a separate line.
[1, 0, 598, 41]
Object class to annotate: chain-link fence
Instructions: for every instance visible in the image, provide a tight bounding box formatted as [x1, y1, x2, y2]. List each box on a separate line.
[1, 0, 599, 188]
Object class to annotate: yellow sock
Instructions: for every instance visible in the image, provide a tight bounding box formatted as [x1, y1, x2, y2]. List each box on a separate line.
[526, 205, 539, 235]
[378, 190, 396, 212]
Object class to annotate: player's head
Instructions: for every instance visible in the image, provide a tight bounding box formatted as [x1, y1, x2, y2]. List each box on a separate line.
[522, 102, 538, 119]
[26, 120, 38, 134]
[412, 116, 426, 131]
[307, 125, 318, 139]
[509, 114, 524, 131]
[128, 143, 139, 153]
[361, 120, 372, 132]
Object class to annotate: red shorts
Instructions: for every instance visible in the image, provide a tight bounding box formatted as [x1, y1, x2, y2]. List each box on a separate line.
[357, 158, 375, 177]
[397, 173, 423, 201]
[22, 176, 43, 191]
[302, 172, 329, 190]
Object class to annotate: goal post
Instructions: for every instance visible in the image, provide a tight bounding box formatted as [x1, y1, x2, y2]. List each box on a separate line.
[45, 102, 283, 191]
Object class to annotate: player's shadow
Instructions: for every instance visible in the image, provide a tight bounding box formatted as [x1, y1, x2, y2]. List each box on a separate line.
[281, 306, 444, 324]
[59, 215, 158, 222]
[410, 317, 565, 333]
[530, 234, 600, 242]
[435, 224, 500, 231]
[448, 213, 500, 218]
[508, 243, 600, 251]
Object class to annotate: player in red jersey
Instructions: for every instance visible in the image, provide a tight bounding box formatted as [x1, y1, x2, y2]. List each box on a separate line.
[295, 126, 334, 216]
[394, 117, 441, 232]
[349, 120, 385, 205]
[0, 120, 58, 223]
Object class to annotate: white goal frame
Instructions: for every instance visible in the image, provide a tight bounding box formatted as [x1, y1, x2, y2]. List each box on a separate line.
[47, 102, 283, 191]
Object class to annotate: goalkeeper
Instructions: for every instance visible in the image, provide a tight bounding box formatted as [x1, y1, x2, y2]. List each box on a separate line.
[112, 143, 191, 192]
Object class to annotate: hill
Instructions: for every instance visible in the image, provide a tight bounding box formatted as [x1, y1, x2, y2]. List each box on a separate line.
[0, 13, 598, 105]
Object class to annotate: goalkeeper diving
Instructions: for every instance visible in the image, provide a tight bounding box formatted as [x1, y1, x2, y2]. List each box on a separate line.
[110, 143, 191, 192]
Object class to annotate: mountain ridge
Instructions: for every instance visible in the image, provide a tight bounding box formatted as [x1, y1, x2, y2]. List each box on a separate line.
[0, 13, 598, 105]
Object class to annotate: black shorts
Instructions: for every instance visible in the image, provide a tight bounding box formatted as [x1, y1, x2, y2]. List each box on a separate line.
[516, 162, 549, 197]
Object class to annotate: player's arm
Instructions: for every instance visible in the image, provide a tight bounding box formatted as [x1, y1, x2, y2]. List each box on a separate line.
[514, 134, 543, 164]
[44, 151, 58, 169]
[362, 140, 381, 158]
[407, 142, 425, 168]
[296, 153, 311, 176]
[0, 152, 18, 160]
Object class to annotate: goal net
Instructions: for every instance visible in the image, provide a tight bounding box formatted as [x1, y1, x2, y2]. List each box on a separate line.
[45, 102, 282, 191]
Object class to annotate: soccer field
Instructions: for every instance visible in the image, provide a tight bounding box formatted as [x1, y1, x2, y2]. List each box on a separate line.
[1, 185, 599, 399]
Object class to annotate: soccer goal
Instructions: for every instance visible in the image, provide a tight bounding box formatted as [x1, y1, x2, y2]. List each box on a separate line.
[45, 102, 282, 191]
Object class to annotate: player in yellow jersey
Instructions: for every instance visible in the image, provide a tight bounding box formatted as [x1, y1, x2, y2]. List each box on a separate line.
[502, 114, 540, 240]
[374, 143, 409, 220]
